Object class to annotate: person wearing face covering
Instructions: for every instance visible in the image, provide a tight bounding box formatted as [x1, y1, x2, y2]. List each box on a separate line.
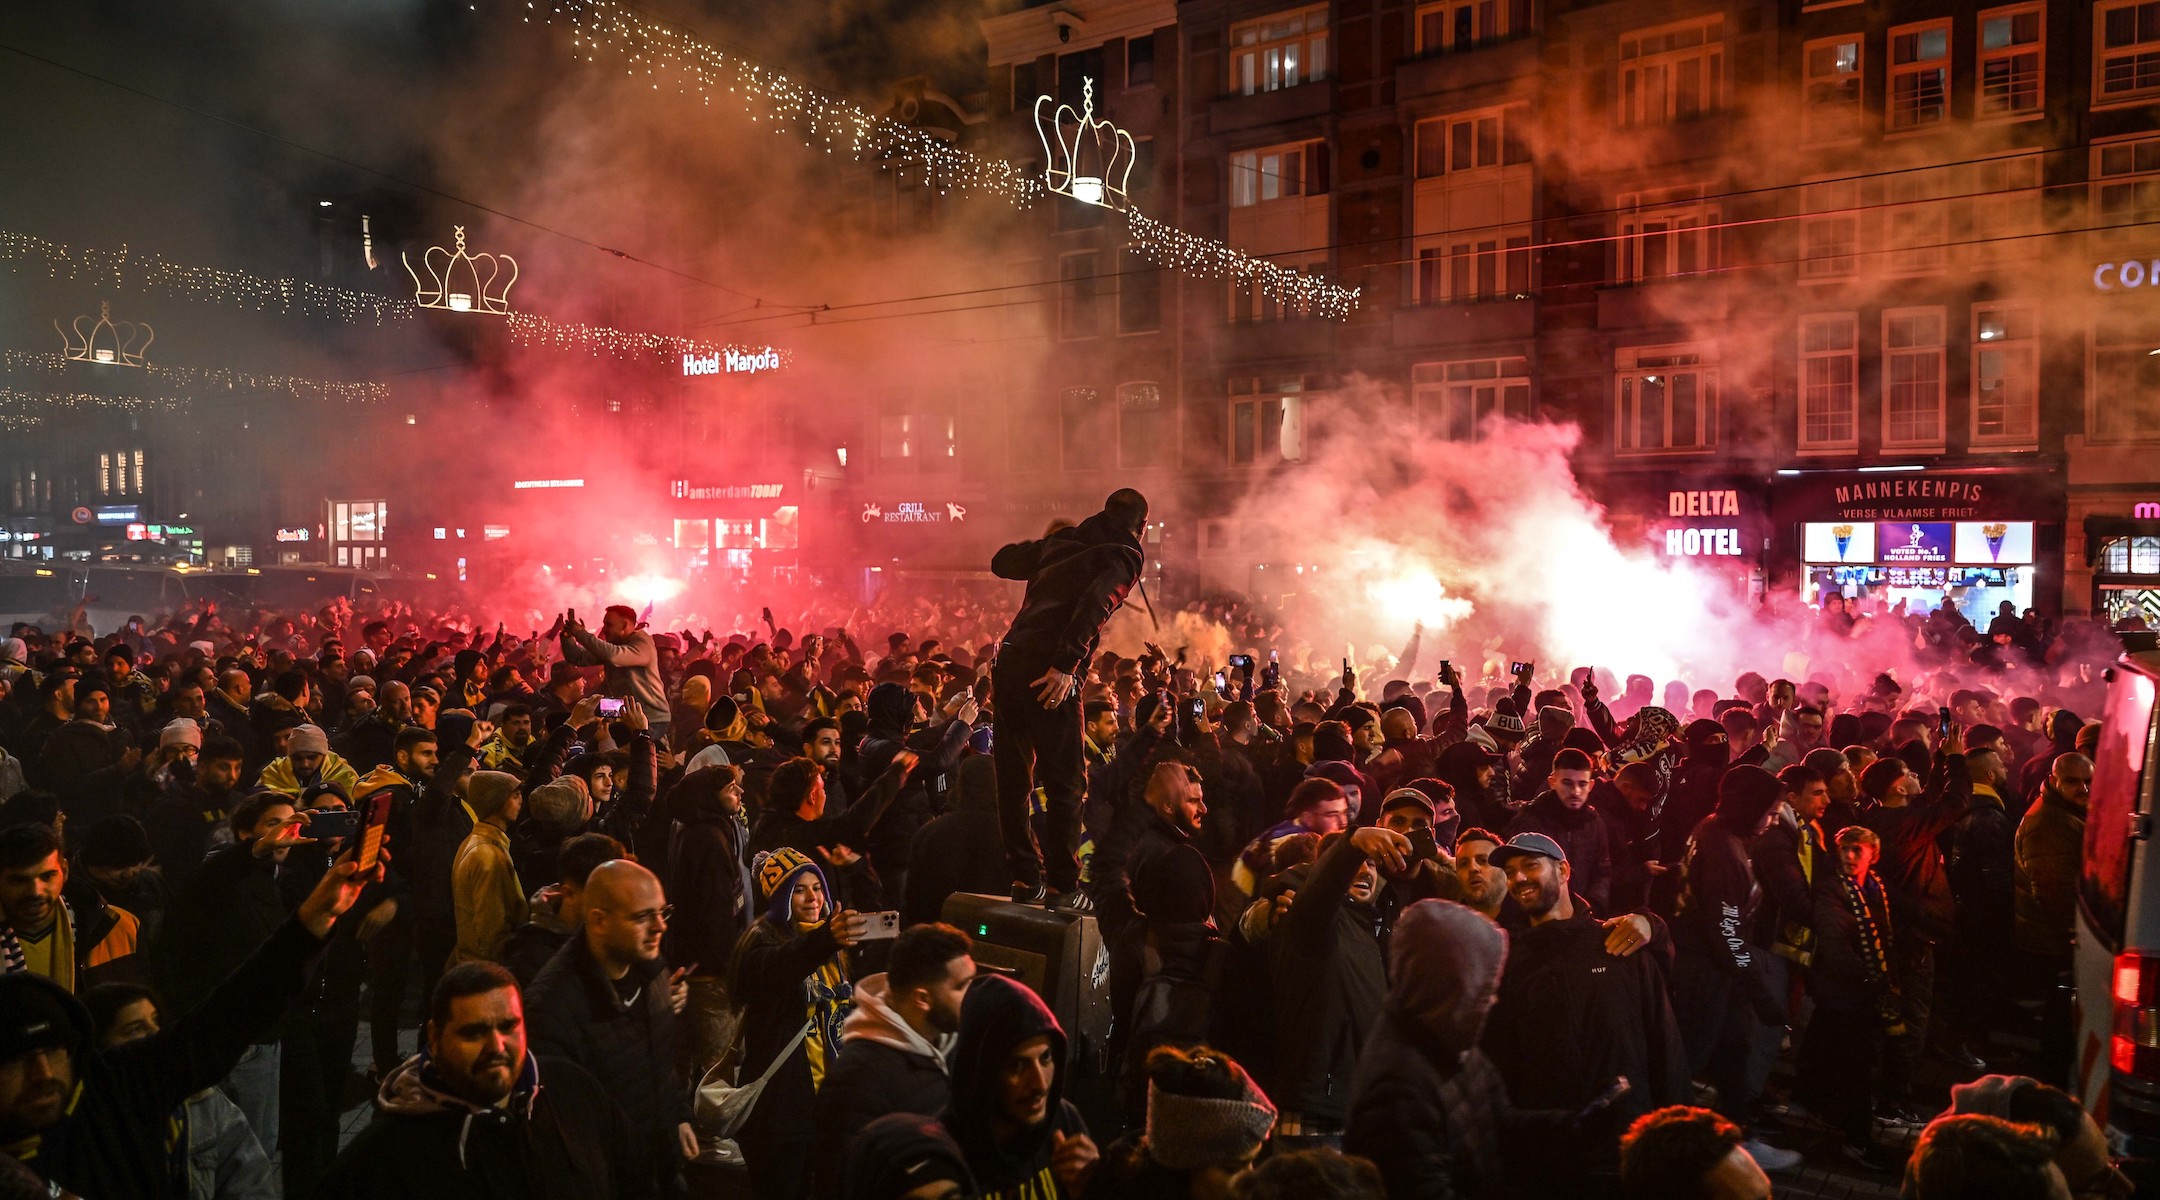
[1657, 720, 1734, 864]
[1344, 899, 1577, 1199]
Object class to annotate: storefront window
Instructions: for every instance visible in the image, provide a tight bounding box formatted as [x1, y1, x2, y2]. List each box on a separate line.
[2100, 535, 2160, 574]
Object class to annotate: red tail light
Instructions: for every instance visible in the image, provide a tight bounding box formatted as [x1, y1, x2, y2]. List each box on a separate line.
[2114, 953, 2160, 1076]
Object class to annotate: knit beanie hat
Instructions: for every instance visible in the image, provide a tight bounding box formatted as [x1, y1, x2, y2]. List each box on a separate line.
[1143, 1056, 1278, 1171]
[527, 777, 592, 837]
[160, 719, 204, 750]
[1487, 699, 1526, 738]
[754, 846, 830, 924]
[465, 770, 521, 824]
[288, 724, 330, 756]
[1311, 723, 1354, 763]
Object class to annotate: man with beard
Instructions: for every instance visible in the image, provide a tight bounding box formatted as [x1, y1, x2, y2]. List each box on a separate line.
[1505, 748, 1615, 911]
[808, 923, 978, 1198]
[0, 852, 379, 1200]
[524, 860, 691, 1199]
[989, 489, 1148, 906]
[1451, 827, 1515, 924]
[0, 823, 139, 993]
[320, 963, 633, 1199]
[936, 974, 1099, 1200]
[143, 735, 246, 894]
[1270, 824, 1411, 1144]
[1481, 832, 1690, 1192]
[258, 724, 359, 802]
[1091, 758, 1207, 1070]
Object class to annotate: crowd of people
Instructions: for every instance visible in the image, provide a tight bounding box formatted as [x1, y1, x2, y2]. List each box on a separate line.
[0, 492, 2143, 1200]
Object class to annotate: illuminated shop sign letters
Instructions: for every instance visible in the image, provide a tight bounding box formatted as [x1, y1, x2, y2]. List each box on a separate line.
[1668, 490, 1742, 516]
[1664, 527, 1745, 557]
[681, 348, 783, 377]
[2093, 261, 2160, 291]
[2137, 502, 2160, 519]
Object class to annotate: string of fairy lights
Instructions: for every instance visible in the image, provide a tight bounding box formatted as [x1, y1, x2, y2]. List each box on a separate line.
[0, 385, 190, 429]
[499, 0, 1363, 318]
[0, 228, 786, 391]
[3, 350, 391, 406]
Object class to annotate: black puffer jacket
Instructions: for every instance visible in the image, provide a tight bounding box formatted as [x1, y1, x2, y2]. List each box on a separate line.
[523, 933, 689, 1194]
[989, 511, 1143, 676]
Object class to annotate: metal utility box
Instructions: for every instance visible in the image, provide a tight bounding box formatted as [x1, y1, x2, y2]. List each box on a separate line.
[940, 893, 1112, 1076]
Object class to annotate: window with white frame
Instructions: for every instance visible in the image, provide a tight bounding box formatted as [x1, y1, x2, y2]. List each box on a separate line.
[1615, 347, 1717, 453]
[2091, 324, 2160, 441]
[1970, 154, 2045, 265]
[1117, 382, 1170, 467]
[1618, 16, 1724, 129]
[1230, 141, 1327, 207]
[2095, 136, 2160, 230]
[1888, 20, 1951, 131]
[1414, 0, 1521, 55]
[1883, 308, 1946, 447]
[1414, 358, 1530, 442]
[1410, 107, 1532, 305]
[1799, 314, 1859, 450]
[1230, 377, 1306, 464]
[1973, 304, 2039, 444]
[1060, 251, 1103, 339]
[1799, 177, 1860, 281]
[1230, 6, 1328, 96]
[1803, 36, 1863, 142]
[1877, 172, 1950, 274]
[1060, 388, 1111, 470]
[1414, 237, 1531, 304]
[2097, 0, 2160, 104]
[1979, 4, 2045, 118]
[1616, 187, 1720, 283]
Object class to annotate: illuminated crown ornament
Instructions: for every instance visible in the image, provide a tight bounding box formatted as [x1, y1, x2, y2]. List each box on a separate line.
[404, 226, 518, 315]
[56, 301, 153, 368]
[1034, 78, 1135, 211]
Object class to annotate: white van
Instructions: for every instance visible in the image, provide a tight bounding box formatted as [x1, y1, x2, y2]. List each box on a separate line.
[2075, 651, 2160, 1152]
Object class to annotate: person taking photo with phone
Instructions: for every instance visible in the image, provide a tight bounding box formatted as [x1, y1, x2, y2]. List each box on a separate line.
[730, 848, 874, 1200]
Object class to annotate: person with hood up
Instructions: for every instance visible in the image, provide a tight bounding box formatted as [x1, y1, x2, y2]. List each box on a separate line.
[1097, 1044, 1276, 1200]
[1344, 899, 1579, 1199]
[731, 847, 873, 1199]
[904, 754, 1009, 927]
[936, 973, 1100, 1199]
[1503, 747, 1615, 912]
[1668, 765, 1798, 1169]
[844, 1112, 978, 1200]
[808, 923, 978, 1198]
[661, 763, 749, 1077]
[857, 682, 974, 909]
[320, 961, 635, 1200]
[257, 724, 358, 802]
[1434, 740, 1506, 832]
[989, 489, 1149, 906]
[449, 769, 527, 967]
[1659, 719, 1737, 862]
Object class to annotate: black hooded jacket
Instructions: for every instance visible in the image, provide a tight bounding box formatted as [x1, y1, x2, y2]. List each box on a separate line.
[664, 766, 751, 973]
[990, 512, 1144, 677]
[940, 975, 1090, 1199]
[1674, 767, 1784, 1020]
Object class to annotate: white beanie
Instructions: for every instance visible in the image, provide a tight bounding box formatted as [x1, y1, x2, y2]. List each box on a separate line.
[288, 724, 330, 756]
[160, 719, 204, 750]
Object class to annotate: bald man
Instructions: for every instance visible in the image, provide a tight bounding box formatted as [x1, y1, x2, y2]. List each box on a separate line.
[524, 860, 696, 1195]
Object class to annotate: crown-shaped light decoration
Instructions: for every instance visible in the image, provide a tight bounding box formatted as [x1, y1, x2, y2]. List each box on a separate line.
[1035, 79, 1136, 211]
[404, 226, 518, 315]
[55, 301, 153, 368]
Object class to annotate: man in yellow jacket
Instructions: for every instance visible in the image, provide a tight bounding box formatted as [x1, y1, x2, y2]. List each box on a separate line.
[257, 724, 359, 801]
[450, 769, 527, 966]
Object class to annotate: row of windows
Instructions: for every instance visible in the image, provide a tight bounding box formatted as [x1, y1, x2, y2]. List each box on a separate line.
[1015, 0, 2160, 126]
[876, 316, 2160, 477]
